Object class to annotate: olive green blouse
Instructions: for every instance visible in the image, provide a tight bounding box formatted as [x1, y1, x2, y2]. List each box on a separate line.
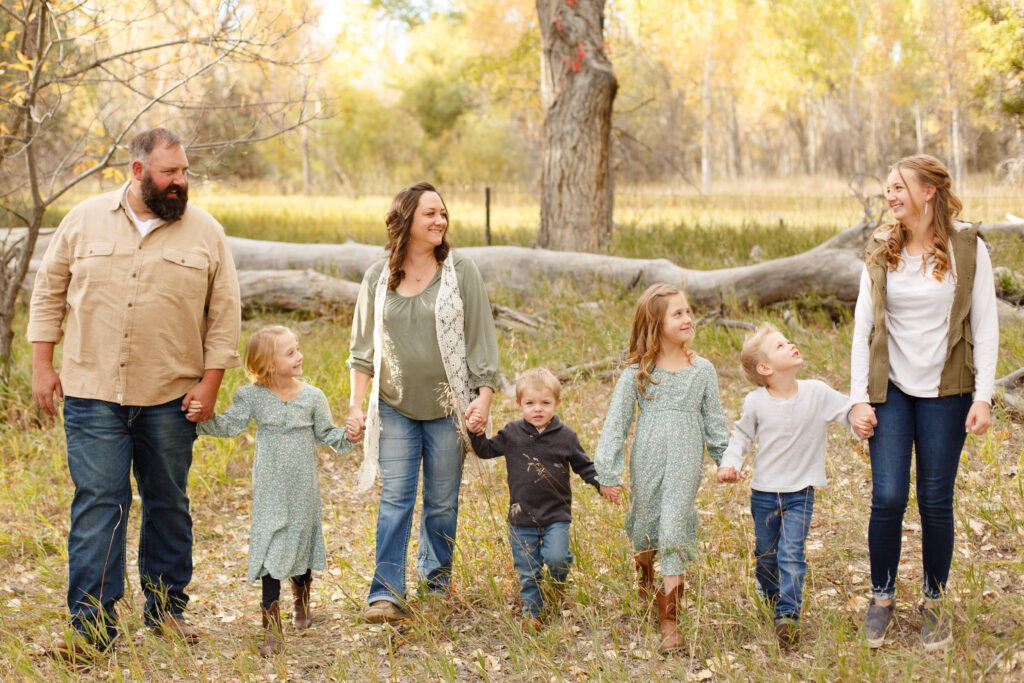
[348, 251, 499, 421]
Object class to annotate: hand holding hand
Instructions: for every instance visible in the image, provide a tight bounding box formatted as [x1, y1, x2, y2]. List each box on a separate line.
[345, 415, 365, 442]
[717, 466, 743, 483]
[185, 400, 203, 420]
[182, 378, 219, 422]
[465, 394, 491, 435]
[346, 405, 366, 441]
[965, 401, 991, 436]
[851, 402, 877, 440]
[600, 484, 623, 504]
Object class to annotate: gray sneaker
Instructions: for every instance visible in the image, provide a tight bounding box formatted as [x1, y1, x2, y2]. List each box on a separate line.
[863, 599, 895, 648]
[920, 603, 952, 651]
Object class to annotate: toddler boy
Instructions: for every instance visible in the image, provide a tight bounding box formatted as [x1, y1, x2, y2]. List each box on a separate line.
[468, 368, 604, 630]
[717, 323, 852, 646]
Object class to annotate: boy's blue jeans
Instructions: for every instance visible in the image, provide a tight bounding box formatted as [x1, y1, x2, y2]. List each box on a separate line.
[509, 522, 572, 618]
[750, 487, 815, 621]
[63, 396, 197, 645]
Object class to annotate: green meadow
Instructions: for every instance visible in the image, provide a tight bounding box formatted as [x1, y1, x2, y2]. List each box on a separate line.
[3, 180, 1023, 680]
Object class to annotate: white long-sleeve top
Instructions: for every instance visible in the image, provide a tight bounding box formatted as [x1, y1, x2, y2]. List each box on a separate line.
[720, 380, 852, 492]
[850, 237, 999, 405]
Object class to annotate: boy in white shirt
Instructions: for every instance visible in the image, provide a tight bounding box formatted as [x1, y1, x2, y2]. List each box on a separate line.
[717, 323, 852, 646]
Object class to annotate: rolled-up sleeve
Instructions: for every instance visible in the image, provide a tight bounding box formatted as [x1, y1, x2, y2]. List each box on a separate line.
[27, 223, 73, 343]
[458, 256, 498, 390]
[202, 229, 242, 369]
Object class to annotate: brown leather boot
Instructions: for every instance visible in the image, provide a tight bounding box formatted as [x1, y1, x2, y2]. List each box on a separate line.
[635, 551, 656, 605]
[656, 585, 684, 651]
[291, 579, 312, 629]
[259, 601, 284, 657]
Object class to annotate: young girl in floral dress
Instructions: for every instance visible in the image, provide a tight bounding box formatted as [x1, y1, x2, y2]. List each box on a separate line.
[193, 325, 356, 656]
[595, 284, 730, 651]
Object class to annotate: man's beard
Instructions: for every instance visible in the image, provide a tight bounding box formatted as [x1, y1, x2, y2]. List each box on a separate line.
[141, 171, 188, 221]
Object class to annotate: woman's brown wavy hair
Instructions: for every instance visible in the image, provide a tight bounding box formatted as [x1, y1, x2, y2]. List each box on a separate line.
[869, 154, 962, 281]
[625, 283, 695, 399]
[384, 181, 451, 290]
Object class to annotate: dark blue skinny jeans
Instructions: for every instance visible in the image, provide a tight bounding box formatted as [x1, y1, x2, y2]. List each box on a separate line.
[867, 382, 971, 601]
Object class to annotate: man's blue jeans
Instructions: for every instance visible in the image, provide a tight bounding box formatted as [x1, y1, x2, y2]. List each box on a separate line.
[63, 396, 196, 644]
[369, 402, 463, 607]
[509, 522, 572, 618]
[750, 487, 814, 621]
[868, 382, 971, 601]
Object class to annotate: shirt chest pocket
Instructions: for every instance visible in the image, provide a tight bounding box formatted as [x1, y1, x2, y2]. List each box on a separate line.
[160, 248, 209, 296]
[71, 241, 116, 284]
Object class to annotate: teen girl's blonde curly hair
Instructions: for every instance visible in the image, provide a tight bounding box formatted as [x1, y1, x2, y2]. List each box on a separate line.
[625, 283, 695, 399]
[870, 154, 963, 281]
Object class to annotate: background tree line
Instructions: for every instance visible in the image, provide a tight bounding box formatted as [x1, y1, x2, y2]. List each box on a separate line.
[272, 0, 1024, 194]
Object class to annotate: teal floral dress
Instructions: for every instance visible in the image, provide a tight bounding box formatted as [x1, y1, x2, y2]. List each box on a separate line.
[595, 358, 730, 574]
[197, 383, 351, 583]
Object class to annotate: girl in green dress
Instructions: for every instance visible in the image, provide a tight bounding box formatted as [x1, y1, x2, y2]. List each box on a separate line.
[192, 326, 357, 656]
[595, 284, 730, 651]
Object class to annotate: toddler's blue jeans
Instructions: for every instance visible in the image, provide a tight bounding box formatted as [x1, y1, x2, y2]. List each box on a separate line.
[750, 487, 815, 621]
[509, 522, 572, 618]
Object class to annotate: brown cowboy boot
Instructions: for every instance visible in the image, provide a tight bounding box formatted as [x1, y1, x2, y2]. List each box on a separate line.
[291, 578, 312, 629]
[259, 601, 284, 657]
[635, 551, 656, 605]
[655, 584, 684, 651]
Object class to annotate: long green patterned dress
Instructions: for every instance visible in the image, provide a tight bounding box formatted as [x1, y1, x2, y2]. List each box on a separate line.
[197, 383, 352, 583]
[594, 358, 730, 574]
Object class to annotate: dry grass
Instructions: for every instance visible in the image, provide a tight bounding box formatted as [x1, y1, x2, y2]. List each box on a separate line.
[2, 192, 1023, 681]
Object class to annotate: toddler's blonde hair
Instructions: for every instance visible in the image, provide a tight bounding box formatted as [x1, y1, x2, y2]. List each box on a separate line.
[243, 325, 295, 386]
[740, 323, 780, 387]
[515, 367, 561, 402]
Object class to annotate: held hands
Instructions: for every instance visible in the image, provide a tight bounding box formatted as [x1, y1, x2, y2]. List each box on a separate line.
[344, 415, 365, 442]
[186, 400, 203, 421]
[851, 402, 877, 440]
[600, 484, 623, 505]
[965, 401, 991, 435]
[716, 466, 744, 483]
[464, 393, 492, 435]
[346, 405, 366, 441]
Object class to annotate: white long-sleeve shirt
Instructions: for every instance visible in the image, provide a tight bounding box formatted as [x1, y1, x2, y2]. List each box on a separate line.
[850, 237, 999, 405]
[720, 380, 852, 493]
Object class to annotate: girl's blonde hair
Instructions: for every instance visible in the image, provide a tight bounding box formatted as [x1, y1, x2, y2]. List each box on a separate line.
[625, 283, 695, 398]
[243, 325, 295, 386]
[870, 154, 963, 281]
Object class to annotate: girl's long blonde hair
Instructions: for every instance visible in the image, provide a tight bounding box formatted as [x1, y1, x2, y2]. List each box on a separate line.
[243, 325, 294, 386]
[870, 154, 963, 281]
[625, 283, 695, 398]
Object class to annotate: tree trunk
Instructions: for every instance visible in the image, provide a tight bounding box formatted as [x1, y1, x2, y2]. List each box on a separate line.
[536, 0, 617, 253]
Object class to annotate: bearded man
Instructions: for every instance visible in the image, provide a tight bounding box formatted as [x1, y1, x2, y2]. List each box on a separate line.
[28, 127, 241, 660]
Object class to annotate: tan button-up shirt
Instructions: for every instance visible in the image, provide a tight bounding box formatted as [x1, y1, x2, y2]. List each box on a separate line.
[27, 183, 241, 406]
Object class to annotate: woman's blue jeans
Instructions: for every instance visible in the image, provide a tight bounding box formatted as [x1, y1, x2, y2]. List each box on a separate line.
[868, 382, 971, 601]
[509, 522, 572, 618]
[750, 487, 814, 620]
[62, 396, 196, 645]
[369, 402, 463, 607]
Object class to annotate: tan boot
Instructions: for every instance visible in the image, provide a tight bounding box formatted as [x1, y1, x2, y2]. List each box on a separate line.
[291, 579, 312, 629]
[635, 551, 656, 605]
[259, 602, 284, 657]
[656, 585, 684, 651]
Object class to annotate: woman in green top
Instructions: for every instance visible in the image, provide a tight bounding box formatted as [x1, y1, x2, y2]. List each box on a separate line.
[347, 182, 499, 623]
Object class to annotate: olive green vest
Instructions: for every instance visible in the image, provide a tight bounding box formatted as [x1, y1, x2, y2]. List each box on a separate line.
[865, 223, 979, 403]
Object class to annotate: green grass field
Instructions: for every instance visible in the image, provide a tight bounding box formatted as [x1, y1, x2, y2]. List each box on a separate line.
[3, 181, 1023, 680]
